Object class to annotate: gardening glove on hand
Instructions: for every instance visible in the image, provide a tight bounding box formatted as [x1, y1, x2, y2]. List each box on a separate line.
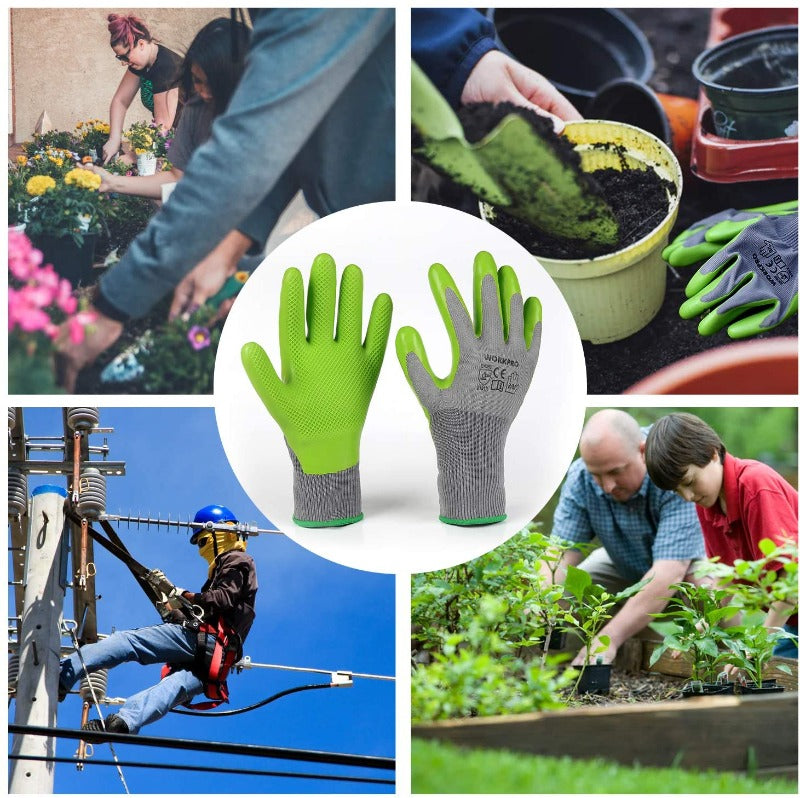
[241, 254, 393, 528]
[679, 212, 798, 339]
[662, 201, 798, 267]
[396, 251, 542, 525]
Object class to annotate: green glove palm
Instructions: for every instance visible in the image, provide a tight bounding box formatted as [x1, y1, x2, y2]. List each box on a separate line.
[396, 251, 542, 526]
[662, 201, 798, 267]
[241, 254, 393, 527]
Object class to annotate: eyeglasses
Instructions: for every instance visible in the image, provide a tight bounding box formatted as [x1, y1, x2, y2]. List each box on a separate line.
[115, 40, 139, 64]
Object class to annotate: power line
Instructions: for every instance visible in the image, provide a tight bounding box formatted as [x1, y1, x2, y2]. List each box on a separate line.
[8, 755, 395, 786]
[8, 725, 395, 771]
[170, 681, 332, 716]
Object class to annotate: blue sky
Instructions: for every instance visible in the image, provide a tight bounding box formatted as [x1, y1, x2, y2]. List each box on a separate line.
[9, 407, 395, 794]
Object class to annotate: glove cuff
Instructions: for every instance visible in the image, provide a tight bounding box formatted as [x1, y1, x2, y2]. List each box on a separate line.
[430, 410, 508, 525]
[287, 446, 363, 527]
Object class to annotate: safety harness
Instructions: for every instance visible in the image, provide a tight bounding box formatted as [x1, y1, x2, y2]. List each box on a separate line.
[161, 615, 241, 709]
[64, 507, 241, 710]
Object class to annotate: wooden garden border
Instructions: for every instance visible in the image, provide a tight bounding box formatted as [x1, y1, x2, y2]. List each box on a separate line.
[413, 691, 798, 777]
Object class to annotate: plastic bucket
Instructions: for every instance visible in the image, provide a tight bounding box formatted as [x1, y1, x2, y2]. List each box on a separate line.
[483, 120, 682, 344]
[693, 26, 799, 140]
[488, 9, 654, 111]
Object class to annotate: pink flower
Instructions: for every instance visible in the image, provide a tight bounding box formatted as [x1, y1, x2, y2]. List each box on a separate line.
[187, 325, 211, 351]
[8, 229, 44, 280]
[54, 278, 78, 314]
[9, 291, 51, 333]
[66, 311, 96, 344]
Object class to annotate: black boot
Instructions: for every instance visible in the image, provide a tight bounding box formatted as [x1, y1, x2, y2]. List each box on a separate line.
[82, 714, 130, 738]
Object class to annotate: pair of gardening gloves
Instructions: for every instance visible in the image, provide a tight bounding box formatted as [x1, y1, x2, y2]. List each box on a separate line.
[241, 252, 542, 528]
[663, 201, 798, 339]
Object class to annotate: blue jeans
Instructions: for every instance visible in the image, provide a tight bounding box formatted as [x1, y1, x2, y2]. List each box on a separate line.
[773, 623, 798, 659]
[59, 623, 205, 733]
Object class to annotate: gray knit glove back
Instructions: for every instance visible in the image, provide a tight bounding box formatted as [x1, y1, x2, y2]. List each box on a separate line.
[396, 251, 542, 525]
[679, 212, 798, 339]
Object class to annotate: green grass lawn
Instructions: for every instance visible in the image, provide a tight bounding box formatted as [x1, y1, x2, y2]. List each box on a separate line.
[412, 739, 798, 794]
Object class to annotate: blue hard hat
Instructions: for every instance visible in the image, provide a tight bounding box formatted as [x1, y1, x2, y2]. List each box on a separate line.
[191, 504, 238, 543]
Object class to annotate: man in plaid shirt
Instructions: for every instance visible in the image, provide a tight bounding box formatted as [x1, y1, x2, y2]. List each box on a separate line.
[551, 409, 705, 666]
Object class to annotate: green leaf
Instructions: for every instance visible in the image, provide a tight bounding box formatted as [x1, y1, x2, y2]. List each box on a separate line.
[564, 565, 591, 601]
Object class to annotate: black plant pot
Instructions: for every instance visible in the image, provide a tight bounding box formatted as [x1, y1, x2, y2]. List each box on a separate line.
[738, 679, 785, 695]
[547, 628, 565, 651]
[693, 25, 799, 140]
[681, 680, 736, 698]
[32, 233, 97, 287]
[577, 663, 612, 695]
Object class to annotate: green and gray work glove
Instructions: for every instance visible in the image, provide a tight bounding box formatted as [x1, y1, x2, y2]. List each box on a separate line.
[679, 212, 798, 338]
[662, 201, 797, 267]
[396, 251, 542, 525]
[241, 254, 393, 527]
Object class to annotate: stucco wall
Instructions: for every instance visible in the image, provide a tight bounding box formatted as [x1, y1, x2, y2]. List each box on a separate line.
[10, 8, 226, 141]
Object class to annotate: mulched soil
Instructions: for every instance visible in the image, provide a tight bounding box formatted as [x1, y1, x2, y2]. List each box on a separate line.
[567, 669, 685, 707]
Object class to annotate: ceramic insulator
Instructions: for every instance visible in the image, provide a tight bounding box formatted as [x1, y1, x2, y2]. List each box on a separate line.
[8, 407, 16, 429]
[8, 653, 19, 693]
[66, 407, 100, 432]
[79, 668, 108, 701]
[8, 468, 27, 517]
[77, 468, 106, 519]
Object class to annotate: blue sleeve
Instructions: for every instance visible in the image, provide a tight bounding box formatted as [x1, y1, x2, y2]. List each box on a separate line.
[651, 490, 707, 561]
[552, 461, 595, 545]
[97, 9, 394, 320]
[411, 9, 497, 108]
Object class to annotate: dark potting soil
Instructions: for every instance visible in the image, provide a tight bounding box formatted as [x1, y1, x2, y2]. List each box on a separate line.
[491, 166, 674, 259]
[456, 101, 675, 259]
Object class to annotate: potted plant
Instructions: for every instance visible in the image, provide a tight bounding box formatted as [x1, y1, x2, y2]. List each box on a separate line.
[722, 623, 794, 693]
[8, 228, 96, 393]
[649, 582, 738, 697]
[21, 168, 111, 286]
[562, 565, 650, 695]
[125, 121, 173, 176]
[75, 119, 111, 162]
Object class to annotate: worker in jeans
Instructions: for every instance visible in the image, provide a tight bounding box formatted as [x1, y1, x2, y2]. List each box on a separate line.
[58, 505, 257, 735]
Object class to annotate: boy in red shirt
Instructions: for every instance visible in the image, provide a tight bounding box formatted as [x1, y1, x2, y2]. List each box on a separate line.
[645, 412, 797, 658]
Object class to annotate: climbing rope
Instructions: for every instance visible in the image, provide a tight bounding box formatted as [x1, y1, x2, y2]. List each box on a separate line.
[66, 625, 130, 794]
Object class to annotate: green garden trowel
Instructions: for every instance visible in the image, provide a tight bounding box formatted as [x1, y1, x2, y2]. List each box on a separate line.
[411, 61, 619, 248]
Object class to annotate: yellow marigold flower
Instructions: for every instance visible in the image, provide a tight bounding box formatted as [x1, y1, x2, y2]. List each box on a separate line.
[81, 155, 94, 164]
[234, 271, 249, 284]
[26, 175, 56, 196]
[48, 156, 64, 167]
[64, 168, 102, 190]
[76, 121, 83, 129]
[16, 155, 28, 166]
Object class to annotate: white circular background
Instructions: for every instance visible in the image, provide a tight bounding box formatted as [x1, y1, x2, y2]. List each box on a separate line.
[215, 201, 586, 575]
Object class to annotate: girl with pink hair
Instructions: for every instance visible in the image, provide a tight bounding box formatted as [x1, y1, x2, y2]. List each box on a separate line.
[103, 13, 183, 163]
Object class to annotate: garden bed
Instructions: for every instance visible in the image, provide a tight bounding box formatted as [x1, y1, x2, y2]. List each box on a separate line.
[413, 690, 798, 778]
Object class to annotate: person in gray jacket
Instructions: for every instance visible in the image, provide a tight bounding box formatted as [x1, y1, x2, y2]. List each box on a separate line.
[57, 9, 395, 390]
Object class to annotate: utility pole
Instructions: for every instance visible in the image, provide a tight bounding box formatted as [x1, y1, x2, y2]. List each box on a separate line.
[9, 485, 69, 794]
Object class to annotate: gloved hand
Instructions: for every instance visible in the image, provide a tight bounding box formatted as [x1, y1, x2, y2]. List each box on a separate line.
[241, 253, 393, 527]
[679, 212, 798, 338]
[396, 251, 542, 525]
[662, 201, 797, 267]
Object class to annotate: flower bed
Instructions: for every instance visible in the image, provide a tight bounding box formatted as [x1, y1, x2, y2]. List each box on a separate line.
[9, 123, 234, 394]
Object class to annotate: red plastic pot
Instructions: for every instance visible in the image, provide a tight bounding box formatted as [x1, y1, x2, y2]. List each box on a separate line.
[625, 338, 799, 395]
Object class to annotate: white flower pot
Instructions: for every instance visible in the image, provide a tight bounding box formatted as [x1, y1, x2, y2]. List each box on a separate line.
[136, 152, 157, 176]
